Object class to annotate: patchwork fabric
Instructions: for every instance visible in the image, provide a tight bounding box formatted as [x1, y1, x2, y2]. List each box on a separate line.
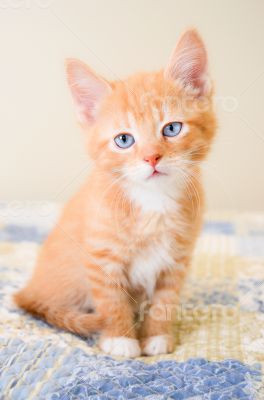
[0, 204, 263, 399]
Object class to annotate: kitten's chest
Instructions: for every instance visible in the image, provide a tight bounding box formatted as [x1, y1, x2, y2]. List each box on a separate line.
[128, 212, 175, 298]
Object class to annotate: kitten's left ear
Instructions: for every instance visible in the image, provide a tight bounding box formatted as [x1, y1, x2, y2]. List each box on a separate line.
[164, 29, 210, 96]
[66, 58, 111, 125]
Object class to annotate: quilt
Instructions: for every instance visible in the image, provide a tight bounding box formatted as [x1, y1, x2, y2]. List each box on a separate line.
[0, 202, 263, 399]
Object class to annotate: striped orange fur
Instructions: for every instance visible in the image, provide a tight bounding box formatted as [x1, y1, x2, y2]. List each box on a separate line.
[15, 29, 216, 357]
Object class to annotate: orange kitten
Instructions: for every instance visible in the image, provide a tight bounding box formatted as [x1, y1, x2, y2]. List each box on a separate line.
[15, 29, 216, 357]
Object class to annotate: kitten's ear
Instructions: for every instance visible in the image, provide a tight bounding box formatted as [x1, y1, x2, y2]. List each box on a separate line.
[164, 29, 210, 96]
[66, 58, 111, 125]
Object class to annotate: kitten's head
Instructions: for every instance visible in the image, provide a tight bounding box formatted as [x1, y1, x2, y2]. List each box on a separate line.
[66, 29, 216, 200]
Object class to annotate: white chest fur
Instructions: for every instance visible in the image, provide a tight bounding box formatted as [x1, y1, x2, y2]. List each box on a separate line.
[125, 176, 185, 298]
[126, 178, 179, 213]
[128, 213, 176, 298]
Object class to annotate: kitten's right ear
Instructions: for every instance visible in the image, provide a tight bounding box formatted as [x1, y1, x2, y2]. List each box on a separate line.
[66, 59, 111, 125]
[164, 29, 210, 96]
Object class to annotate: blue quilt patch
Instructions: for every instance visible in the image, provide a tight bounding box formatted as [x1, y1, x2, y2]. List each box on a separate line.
[0, 224, 47, 243]
[0, 340, 261, 400]
[203, 221, 235, 235]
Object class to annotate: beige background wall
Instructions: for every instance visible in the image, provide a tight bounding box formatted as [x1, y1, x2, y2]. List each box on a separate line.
[1, 0, 263, 211]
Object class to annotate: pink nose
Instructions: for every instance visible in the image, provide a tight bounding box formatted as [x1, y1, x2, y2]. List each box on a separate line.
[144, 154, 162, 168]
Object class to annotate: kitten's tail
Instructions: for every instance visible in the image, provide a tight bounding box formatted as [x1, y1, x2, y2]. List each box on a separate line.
[14, 290, 106, 336]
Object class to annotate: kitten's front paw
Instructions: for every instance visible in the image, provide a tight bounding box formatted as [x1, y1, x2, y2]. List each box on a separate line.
[141, 335, 174, 356]
[100, 337, 141, 358]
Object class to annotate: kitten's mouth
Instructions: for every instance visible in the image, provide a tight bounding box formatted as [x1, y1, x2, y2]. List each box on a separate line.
[147, 169, 167, 179]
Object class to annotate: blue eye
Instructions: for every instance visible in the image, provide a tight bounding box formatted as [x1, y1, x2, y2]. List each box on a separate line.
[114, 133, 135, 149]
[162, 122, 182, 137]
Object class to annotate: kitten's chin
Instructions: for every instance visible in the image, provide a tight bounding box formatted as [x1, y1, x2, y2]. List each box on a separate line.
[124, 174, 181, 213]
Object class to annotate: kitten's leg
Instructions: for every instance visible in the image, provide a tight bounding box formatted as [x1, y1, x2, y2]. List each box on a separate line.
[88, 264, 141, 358]
[139, 268, 186, 356]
